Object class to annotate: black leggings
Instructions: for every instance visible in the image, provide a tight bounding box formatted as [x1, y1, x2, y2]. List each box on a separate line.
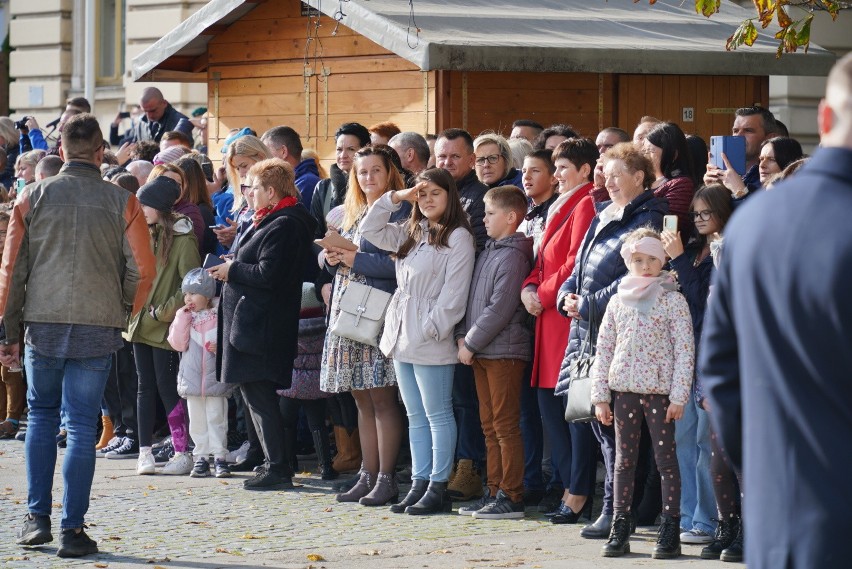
[134, 343, 180, 448]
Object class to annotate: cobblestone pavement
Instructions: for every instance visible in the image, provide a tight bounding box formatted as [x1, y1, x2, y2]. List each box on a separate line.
[0, 438, 730, 569]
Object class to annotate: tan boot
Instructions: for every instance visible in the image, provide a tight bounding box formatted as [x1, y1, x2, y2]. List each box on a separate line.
[331, 426, 362, 473]
[96, 415, 114, 450]
[447, 458, 484, 501]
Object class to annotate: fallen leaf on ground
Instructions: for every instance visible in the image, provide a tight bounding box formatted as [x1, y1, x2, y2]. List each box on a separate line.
[146, 485, 157, 490]
[306, 553, 326, 561]
[107, 536, 121, 540]
[240, 534, 267, 539]
[362, 549, 381, 555]
[323, 507, 333, 512]
[94, 563, 109, 568]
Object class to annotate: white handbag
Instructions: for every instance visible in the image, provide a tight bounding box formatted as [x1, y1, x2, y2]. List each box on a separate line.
[329, 281, 392, 347]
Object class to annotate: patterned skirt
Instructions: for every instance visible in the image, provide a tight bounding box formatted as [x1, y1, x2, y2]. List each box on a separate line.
[319, 267, 396, 393]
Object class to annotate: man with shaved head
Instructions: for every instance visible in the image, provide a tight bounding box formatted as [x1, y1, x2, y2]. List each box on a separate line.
[120, 87, 188, 144]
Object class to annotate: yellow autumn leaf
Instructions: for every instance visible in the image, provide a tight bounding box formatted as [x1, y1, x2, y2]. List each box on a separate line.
[306, 553, 326, 561]
[240, 534, 267, 539]
[94, 563, 109, 568]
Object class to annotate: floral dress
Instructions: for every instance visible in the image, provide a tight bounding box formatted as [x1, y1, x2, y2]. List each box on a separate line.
[319, 216, 397, 392]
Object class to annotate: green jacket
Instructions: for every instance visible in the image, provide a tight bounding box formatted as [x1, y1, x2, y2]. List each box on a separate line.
[126, 216, 200, 350]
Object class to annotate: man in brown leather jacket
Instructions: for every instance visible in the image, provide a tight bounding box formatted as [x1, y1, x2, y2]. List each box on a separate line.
[0, 114, 155, 558]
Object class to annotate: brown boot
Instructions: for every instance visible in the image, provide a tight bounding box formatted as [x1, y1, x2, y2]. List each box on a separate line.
[331, 426, 362, 473]
[95, 416, 114, 450]
[447, 459, 483, 501]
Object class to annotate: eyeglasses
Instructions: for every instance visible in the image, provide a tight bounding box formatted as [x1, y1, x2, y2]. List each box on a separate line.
[690, 210, 714, 221]
[475, 154, 501, 166]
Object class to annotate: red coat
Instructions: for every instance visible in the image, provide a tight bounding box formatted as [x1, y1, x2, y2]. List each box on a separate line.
[522, 183, 596, 389]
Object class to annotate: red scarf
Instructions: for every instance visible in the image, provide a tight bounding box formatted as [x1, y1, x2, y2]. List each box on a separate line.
[252, 196, 299, 227]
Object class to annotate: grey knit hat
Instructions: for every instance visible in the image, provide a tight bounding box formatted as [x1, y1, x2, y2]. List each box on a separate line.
[181, 267, 216, 299]
[136, 176, 180, 213]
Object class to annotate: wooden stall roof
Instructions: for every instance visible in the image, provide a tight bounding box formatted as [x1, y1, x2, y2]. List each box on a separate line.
[132, 0, 837, 82]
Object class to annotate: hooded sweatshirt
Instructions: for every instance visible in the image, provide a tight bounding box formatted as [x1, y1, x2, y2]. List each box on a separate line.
[455, 232, 534, 360]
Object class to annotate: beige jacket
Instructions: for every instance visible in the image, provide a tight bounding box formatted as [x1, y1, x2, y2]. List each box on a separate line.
[361, 193, 475, 365]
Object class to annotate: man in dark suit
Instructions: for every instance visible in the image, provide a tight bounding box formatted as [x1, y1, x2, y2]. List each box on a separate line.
[700, 52, 852, 569]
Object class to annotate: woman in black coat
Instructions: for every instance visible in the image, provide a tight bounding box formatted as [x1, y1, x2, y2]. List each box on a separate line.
[210, 158, 317, 491]
[555, 143, 666, 537]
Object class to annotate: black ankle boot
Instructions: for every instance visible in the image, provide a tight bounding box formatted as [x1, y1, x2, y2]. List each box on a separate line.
[720, 521, 744, 562]
[601, 513, 631, 557]
[701, 516, 740, 560]
[311, 429, 338, 480]
[652, 514, 682, 559]
[405, 480, 452, 515]
[390, 479, 428, 513]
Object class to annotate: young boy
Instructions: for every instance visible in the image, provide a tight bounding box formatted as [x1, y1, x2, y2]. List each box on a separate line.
[455, 185, 534, 519]
[520, 149, 558, 255]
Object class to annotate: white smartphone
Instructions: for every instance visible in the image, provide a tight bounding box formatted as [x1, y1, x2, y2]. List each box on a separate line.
[663, 215, 678, 233]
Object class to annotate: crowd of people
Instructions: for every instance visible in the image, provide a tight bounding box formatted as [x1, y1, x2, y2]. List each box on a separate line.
[1, 53, 850, 567]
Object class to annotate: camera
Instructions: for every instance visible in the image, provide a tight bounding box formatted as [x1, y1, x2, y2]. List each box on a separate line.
[15, 116, 31, 131]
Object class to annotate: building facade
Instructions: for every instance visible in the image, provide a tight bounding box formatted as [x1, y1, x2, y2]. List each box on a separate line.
[8, 0, 207, 141]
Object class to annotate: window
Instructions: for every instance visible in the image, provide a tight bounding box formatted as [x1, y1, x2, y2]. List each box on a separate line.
[96, 0, 125, 85]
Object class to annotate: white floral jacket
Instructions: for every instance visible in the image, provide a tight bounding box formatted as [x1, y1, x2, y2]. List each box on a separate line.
[590, 290, 694, 405]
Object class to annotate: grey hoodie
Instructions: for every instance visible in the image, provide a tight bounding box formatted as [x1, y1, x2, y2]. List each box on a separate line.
[456, 232, 534, 361]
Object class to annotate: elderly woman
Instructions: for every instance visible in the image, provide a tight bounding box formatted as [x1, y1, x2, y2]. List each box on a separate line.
[209, 158, 317, 491]
[473, 133, 523, 189]
[554, 142, 666, 538]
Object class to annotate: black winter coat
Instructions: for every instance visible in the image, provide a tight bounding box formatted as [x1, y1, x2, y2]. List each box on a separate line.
[456, 170, 488, 252]
[217, 204, 317, 386]
[554, 190, 666, 395]
[309, 164, 348, 239]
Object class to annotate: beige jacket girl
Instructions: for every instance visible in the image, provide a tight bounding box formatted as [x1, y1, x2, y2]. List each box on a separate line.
[360, 192, 475, 366]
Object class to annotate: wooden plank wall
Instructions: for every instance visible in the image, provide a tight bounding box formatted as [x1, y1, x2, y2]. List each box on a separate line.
[617, 74, 769, 141]
[439, 71, 615, 140]
[206, 0, 432, 169]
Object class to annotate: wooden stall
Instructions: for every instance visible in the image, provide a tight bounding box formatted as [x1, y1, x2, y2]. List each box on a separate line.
[133, 0, 833, 168]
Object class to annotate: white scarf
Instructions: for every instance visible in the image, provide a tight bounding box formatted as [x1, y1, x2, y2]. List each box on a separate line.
[617, 272, 677, 314]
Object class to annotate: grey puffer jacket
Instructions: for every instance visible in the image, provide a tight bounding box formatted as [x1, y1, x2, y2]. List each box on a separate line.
[361, 192, 476, 366]
[455, 233, 533, 360]
[554, 190, 667, 395]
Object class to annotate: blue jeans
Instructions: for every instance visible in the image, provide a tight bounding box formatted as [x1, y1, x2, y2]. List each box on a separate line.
[394, 361, 457, 482]
[676, 394, 716, 534]
[452, 363, 485, 465]
[520, 371, 544, 491]
[24, 347, 111, 529]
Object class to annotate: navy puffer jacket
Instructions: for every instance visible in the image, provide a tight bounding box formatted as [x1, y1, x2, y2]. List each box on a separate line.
[554, 190, 667, 395]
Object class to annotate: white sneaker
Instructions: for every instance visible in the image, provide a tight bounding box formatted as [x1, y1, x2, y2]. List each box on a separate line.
[680, 528, 714, 544]
[226, 441, 250, 464]
[137, 448, 156, 475]
[160, 451, 193, 475]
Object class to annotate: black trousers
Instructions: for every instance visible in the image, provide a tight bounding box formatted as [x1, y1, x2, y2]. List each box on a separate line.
[133, 343, 180, 448]
[103, 340, 138, 439]
[241, 380, 292, 477]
